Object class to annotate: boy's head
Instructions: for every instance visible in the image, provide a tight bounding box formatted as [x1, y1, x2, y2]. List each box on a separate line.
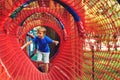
[36, 26, 46, 38]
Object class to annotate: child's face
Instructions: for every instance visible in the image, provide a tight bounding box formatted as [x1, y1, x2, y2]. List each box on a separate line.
[37, 31, 45, 39]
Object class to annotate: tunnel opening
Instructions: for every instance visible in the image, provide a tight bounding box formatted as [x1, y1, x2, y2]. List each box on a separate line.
[23, 26, 60, 73]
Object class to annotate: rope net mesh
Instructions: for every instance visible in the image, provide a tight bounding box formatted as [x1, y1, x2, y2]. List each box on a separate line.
[0, 0, 120, 80]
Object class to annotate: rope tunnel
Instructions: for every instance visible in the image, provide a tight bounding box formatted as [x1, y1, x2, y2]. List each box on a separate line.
[0, 0, 120, 80]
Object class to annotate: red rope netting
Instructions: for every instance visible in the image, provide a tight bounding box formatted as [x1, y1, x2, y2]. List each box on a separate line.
[0, 0, 120, 80]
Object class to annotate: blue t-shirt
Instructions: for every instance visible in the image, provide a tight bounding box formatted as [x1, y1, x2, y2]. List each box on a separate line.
[32, 35, 53, 52]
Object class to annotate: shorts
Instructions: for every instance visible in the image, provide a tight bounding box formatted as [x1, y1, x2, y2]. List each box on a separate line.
[36, 50, 50, 63]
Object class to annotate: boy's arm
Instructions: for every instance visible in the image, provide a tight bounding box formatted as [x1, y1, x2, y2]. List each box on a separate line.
[21, 41, 32, 50]
[52, 40, 59, 45]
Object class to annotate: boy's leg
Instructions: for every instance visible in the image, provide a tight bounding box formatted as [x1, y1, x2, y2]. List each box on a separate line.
[36, 51, 44, 72]
[44, 63, 49, 73]
[43, 52, 50, 73]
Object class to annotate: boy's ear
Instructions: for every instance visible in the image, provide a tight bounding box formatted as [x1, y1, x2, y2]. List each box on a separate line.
[44, 31, 46, 34]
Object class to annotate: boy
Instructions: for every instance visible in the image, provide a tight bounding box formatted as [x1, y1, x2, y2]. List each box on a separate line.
[21, 26, 59, 73]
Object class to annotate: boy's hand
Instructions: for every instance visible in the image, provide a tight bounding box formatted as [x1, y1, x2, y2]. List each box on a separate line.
[54, 41, 59, 45]
[21, 46, 24, 50]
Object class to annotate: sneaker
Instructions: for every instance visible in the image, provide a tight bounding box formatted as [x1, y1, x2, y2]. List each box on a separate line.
[38, 66, 44, 72]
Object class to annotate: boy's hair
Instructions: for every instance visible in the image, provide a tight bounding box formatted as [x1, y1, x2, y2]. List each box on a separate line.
[36, 26, 46, 34]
